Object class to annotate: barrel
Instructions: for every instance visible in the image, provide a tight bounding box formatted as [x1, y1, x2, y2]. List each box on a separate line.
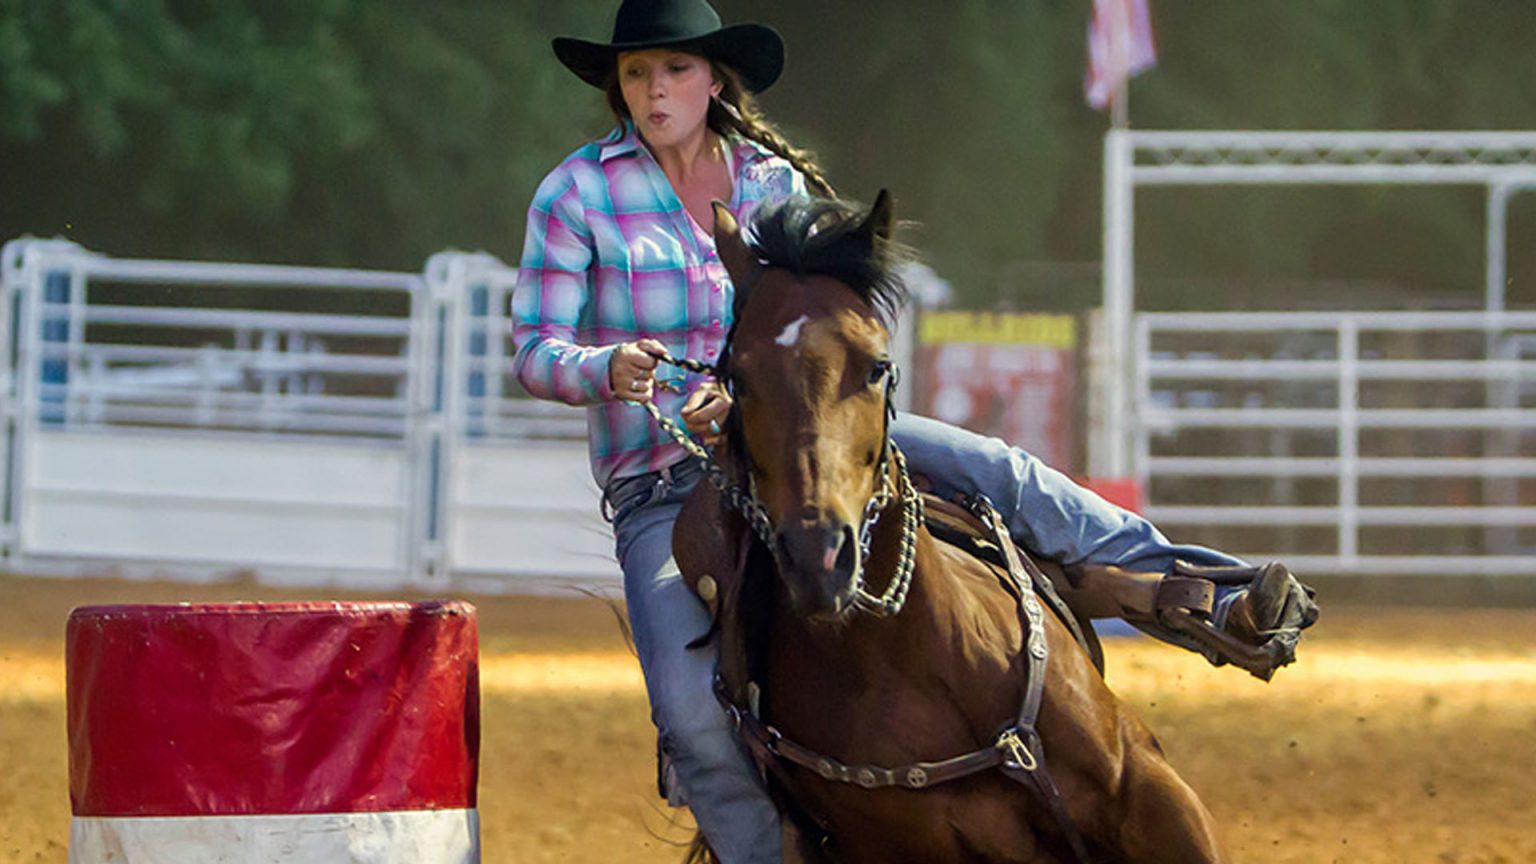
[66, 601, 480, 863]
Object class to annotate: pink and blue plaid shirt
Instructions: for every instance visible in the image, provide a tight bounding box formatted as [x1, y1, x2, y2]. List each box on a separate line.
[511, 123, 805, 488]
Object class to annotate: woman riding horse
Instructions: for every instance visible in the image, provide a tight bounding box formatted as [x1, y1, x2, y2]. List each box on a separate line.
[511, 1, 1318, 860]
[678, 190, 1226, 862]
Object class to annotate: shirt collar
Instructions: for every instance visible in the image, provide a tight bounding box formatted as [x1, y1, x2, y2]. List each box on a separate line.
[598, 123, 643, 162]
[598, 121, 775, 169]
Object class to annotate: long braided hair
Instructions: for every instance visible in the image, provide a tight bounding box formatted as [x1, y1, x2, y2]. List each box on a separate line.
[602, 59, 837, 198]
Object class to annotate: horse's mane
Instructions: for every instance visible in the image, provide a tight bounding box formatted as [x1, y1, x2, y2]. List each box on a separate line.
[741, 196, 911, 328]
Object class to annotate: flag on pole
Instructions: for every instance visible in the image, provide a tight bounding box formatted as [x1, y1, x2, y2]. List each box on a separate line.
[1085, 0, 1157, 111]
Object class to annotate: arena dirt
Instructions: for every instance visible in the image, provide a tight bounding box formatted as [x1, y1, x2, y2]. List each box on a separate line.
[2, 575, 1534, 863]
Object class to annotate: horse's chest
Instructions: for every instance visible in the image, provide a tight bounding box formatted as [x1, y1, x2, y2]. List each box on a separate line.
[807, 779, 1045, 864]
[765, 619, 1027, 746]
[763, 603, 1048, 859]
[764, 661, 1046, 860]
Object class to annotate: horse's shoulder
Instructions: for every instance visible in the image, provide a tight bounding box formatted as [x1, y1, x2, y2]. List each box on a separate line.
[673, 479, 748, 617]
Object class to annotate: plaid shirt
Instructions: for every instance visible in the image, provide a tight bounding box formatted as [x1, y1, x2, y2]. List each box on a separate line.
[512, 123, 804, 488]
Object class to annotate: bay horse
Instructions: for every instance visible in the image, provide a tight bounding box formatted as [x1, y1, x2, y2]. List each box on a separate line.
[672, 192, 1224, 863]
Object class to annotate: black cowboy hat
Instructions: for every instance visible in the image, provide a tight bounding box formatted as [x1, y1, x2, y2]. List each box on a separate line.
[552, 0, 785, 94]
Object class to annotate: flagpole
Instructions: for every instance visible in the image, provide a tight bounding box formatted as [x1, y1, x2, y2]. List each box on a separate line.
[1111, 0, 1130, 130]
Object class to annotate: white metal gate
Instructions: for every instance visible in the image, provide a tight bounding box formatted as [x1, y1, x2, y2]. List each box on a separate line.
[423, 251, 614, 593]
[1098, 130, 1536, 480]
[0, 240, 625, 591]
[1136, 310, 1536, 575]
[1, 238, 434, 587]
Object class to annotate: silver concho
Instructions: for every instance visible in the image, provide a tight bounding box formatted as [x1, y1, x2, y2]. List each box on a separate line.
[856, 768, 879, 788]
[906, 767, 929, 788]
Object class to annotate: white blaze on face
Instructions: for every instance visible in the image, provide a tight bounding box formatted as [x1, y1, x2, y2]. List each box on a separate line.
[775, 314, 810, 348]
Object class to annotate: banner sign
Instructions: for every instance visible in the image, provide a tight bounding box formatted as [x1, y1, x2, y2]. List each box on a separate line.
[915, 312, 1078, 471]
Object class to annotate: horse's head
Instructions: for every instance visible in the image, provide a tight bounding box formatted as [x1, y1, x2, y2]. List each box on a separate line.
[713, 192, 908, 622]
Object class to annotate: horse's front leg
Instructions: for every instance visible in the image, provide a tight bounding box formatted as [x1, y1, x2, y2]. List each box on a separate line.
[1110, 716, 1225, 864]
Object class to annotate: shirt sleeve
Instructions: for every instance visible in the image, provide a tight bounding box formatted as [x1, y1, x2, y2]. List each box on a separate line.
[510, 165, 617, 406]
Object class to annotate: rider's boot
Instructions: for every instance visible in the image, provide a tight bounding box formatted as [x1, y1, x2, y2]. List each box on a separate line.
[1216, 561, 1320, 675]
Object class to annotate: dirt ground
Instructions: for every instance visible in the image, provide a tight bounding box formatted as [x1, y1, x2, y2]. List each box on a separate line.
[3, 573, 1535, 864]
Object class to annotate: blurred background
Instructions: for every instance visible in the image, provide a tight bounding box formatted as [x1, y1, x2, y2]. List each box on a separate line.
[5, 1, 1536, 308]
[4, 4, 1536, 863]
[4, 0, 1534, 591]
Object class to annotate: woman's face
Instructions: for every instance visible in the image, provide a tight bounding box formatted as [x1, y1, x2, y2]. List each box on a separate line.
[617, 49, 721, 150]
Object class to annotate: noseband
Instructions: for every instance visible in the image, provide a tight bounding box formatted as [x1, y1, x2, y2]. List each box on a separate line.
[640, 348, 924, 617]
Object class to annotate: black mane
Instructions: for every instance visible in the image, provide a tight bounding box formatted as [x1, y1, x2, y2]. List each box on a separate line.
[740, 196, 910, 328]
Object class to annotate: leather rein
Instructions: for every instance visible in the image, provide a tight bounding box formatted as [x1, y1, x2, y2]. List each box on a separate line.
[640, 349, 1095, 864]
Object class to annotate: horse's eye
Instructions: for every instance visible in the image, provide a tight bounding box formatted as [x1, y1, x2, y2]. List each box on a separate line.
[868, 359, 892, 386]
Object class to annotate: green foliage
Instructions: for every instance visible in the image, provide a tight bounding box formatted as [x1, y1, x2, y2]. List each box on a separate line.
[2, 0, 1534, 308]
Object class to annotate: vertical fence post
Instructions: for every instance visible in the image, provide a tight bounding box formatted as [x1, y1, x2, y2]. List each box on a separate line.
[1094, 129, 1135, 479]
[1337, 319, 1360, 563]
[1, 240, 83, 563]
[1132, 314, 1152, 503]
[10, 242, 53, 561]
[0, 240, 20, 559]
[411, 253, 475, 588]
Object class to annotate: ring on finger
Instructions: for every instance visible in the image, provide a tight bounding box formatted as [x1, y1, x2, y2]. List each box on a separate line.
[631, 379, 646, 392]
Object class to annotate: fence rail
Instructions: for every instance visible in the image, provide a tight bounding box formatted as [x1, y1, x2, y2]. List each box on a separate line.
[1136, 310, 1536, 574]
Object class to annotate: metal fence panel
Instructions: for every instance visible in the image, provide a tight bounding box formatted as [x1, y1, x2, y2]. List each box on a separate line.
[24, 242, 1529, 587]
[424, 252, 613, 590]
[1136, 310, 1536, 575]
[1, 240, 432, 588]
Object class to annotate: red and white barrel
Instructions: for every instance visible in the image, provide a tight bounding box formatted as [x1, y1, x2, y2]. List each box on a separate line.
[66, 601, 480, 863]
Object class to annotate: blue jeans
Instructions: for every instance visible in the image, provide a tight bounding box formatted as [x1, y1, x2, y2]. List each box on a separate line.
[608, 457, 782, 864]
[605, 413, 1247, 862]
[890, 414, 1245, 574]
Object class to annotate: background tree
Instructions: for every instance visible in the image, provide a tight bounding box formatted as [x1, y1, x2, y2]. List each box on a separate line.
[2, 0, 1533, 310]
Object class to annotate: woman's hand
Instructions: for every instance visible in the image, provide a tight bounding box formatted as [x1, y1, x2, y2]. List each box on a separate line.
[610, 339, 667, 402]
[681, 382, 732, 446]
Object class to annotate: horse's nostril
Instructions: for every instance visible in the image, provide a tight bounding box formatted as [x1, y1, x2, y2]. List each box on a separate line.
[816, 526, 845, 573]
[834, 525, 859, 578]
[778, 523, 854, 577]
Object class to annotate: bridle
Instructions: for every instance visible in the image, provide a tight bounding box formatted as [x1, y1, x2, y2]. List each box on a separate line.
[639, 341, 923, 618]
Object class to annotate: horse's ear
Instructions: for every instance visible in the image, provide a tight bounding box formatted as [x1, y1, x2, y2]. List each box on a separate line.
[712, 201, 760, 293]
[857, 189, 895, 243]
